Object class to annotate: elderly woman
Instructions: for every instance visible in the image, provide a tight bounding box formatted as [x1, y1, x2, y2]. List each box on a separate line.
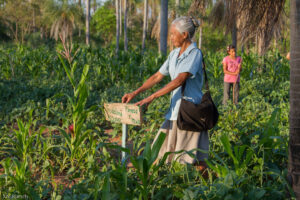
[122, 16, 208, 169]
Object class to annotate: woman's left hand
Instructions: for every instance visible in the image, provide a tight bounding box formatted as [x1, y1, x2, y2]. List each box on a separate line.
[135, 95, 155, 106]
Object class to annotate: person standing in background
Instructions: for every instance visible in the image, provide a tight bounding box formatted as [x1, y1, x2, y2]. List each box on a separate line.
[222, 45, 242, 105]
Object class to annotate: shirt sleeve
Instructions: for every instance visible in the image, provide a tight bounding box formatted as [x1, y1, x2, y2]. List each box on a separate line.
[177, 49, 202, 79]
[158, 53, 172, 76]
[222, 56, 227, 65]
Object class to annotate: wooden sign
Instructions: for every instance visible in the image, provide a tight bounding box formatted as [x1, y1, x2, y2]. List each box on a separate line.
[104, 103, 143, 126]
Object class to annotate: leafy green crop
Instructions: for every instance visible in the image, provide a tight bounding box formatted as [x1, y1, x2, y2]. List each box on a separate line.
[0, 45, 293, 199]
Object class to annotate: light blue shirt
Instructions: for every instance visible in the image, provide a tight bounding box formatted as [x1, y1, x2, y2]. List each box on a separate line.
[159, 42, 203, 120]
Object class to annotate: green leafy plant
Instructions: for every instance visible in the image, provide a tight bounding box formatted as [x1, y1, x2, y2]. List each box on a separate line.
[130, 132, 169, 200]
[57, 55, 95, 169]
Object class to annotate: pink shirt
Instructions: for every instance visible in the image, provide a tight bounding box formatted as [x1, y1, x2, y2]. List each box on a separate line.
[222, 56, 242, 83]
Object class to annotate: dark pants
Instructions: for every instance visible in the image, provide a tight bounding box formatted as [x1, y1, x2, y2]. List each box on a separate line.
[223, 82, 239, 105]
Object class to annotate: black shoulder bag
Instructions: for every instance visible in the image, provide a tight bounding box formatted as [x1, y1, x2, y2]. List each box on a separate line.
[177, 56, 219, 132]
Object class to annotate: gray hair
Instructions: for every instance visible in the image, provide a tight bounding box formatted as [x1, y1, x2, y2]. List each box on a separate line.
[172, 16, 200, 39]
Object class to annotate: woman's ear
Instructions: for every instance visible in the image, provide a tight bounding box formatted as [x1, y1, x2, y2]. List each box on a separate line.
[182, 32, 189, 40]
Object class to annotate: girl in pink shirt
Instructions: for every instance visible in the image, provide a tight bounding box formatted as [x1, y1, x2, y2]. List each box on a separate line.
[222, 45, 242, 105]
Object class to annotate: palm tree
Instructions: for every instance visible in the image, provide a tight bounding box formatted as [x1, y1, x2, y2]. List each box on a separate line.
[124, 0, 128, 51]
[210, 0, 284, 54]
[188, 0, 212, 48]
[209, 0, 238, 48]
[238, 0, 285, 55]
[44, 0, 83, 41]
[151, 13, 160, 48]
[150, 0, 160, 47]
[288, 0, 300, 198]
[152, 0, 179, 52]
[119, 0, 122, 36]
[142, 0, 148, 53]
[175, 0, 180, 17]
[93, 0, 97, 12]
[86, 0, 90, 45]
[160, 0, 168, 55]
[116, 0, 120, 54]
[150, 0, 160, 24]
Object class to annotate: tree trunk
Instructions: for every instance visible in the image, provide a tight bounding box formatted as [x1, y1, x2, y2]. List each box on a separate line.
[119, 0, 122, 36]
[146, 1, 149, 33]
[257, 32, 264, 56]
[93, 0, 97, 12]
[40, 27, 43, 39]
[288, 0, 300, 198]
[255, 33, 258, 54]
[176, 0, 180, 17]
[152, 0, 158, 21]
[231, 23, 237, 48]
[116, 0, 120, 54]
[273, 37, 277, 50]
[21, 26, 24, 44]
[160, 0, 168, 55]
[86, 0, 90, 45]
[32, 7, 36, 32]
[124, 0, 128, 51]
[15, 22, 18, 43]
[198, 22, 203, 49]
[78, 0, 81, 6]
[142, 0, 148, 53]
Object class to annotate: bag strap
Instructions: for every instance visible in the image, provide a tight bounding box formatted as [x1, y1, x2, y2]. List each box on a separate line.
[181, 49, 210, 97]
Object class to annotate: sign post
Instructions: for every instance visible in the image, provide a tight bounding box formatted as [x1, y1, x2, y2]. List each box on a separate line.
[104, 103, 142, 164]
[121, 123, 128, 163]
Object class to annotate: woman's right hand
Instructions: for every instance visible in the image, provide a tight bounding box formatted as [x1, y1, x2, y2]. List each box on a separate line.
[122, 92, 136, 103]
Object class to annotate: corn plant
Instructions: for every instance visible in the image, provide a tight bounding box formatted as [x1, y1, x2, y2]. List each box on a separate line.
[11, 114, 39, 162]
[57, 52, 96, 170]
[0, 112, 46, 197]
[207, 134, 254, 178]
[129, 132, 170, 200]
[1, 158, 37, 196]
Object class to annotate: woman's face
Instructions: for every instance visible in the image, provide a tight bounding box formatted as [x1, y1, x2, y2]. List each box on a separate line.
[228, 48, 236, 57]
[170, 24, 188, 47]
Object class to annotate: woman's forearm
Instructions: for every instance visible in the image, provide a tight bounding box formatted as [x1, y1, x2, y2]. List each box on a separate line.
[133, 71, 164, 95]
[223, 63, 239, 75]
[224, 70, 239, 75]
[134, 72, 191, 106]
[122, 71, 165, 103]
[151, 73, 190, 99]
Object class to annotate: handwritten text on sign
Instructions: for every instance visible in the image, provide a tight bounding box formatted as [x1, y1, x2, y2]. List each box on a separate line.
[104, 103, 142, 126]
